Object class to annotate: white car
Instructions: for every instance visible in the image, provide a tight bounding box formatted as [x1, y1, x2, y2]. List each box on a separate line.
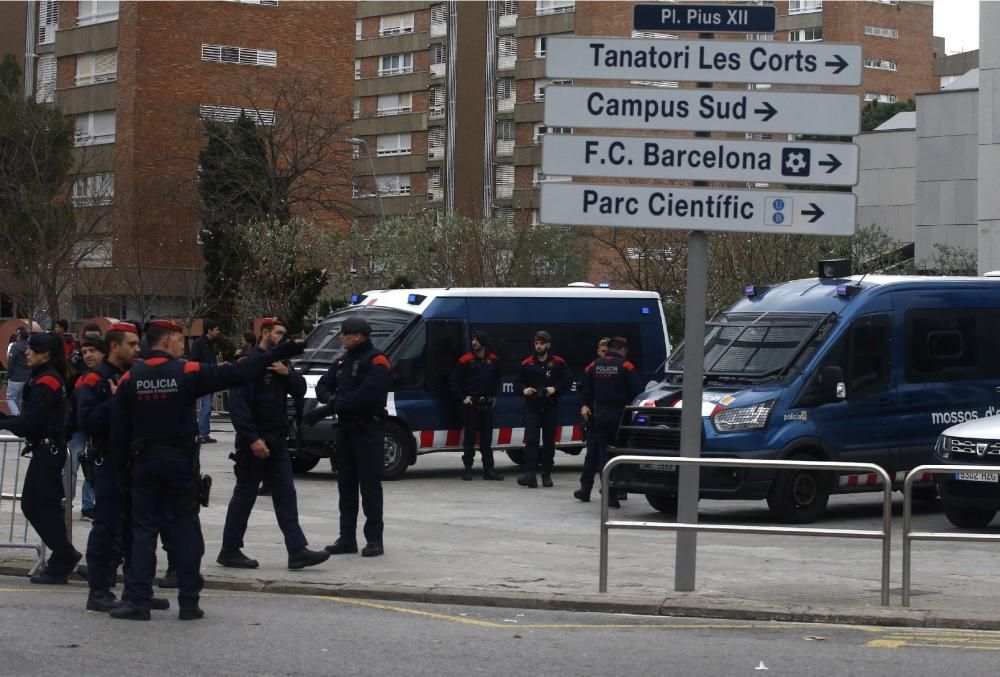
[934, 416, 1000, 528]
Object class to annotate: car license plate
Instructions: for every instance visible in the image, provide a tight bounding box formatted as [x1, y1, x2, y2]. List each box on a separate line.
[639, 463, 677, 472]
[957, 471, 1000, 482]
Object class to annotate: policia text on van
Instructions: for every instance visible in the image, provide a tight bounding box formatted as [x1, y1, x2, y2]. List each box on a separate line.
[611, 261, 1000, 523]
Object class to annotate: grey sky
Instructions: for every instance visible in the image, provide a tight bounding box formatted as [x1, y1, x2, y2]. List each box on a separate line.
[934, 0, 980, 54]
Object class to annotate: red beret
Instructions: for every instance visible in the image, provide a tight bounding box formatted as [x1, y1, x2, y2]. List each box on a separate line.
[260, 317, 288, 330]
[148, 319, 184, 333]
[107, 322, 138, 334]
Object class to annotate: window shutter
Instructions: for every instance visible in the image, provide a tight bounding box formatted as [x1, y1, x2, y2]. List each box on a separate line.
[36, 55, 56, 103]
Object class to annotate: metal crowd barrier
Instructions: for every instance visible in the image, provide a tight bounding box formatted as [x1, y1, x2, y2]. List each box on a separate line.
[0, 434, 45, 574]
[902, 464, 1000, 607]
[600, 455, 894, 606]
[212, 390, 230, 418]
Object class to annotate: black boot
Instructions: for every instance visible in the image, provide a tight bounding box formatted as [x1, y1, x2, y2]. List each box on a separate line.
[483, 467, 504, 481]
[541, 473, 554, 488]
[110, 602, 150, 621]
[288, 547, 330, 570]
[462, 466, 473, 481]
[86, 589, 119, 612]
[179, 606, 205, 621]
[30, 570, 70, 585]
[324, 539, 359, 555]
[516, 473, 538, 488]
[361, 541, 384, 558]
[157, 567, 178, 589]
[574, 489, 591, 503]
[216, 548, 259, 569]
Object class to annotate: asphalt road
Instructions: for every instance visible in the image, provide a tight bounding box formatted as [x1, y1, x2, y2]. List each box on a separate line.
[1, 576, 998, 677]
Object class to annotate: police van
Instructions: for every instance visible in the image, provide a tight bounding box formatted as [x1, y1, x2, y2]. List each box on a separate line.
[612, 262, 1000, 523]
[290, 286, 670, 478]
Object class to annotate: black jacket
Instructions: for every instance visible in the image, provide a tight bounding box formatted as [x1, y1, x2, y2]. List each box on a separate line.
[449, 351, 500, 401]
[229, 345, 306, 444]
[315, 339, 391, 420]
[189, 336, 218, 365]
[515, 353, 571, 406]
[0, 362, 66, 444]
[581, 350, 643, 418]
[76, 360, 124, 453]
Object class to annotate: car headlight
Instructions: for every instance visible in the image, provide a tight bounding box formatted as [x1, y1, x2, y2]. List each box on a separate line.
[935, 435, 950, 460]
[711, 400, 776, 433]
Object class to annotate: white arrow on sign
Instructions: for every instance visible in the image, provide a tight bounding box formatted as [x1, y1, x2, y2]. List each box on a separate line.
[539, 183, 857, 236]
[541, 135, 859, 186]
[545, 37, 862, 86]
[543, 86, 860, 136]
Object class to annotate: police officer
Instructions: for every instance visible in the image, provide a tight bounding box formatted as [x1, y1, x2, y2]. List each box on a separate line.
[109, 319, 304, 621]
[449, 330, 503, 481]
[310, 316, 391, 558]
[0, 333, 79, 583]
[575, 337, 643, 507]
[515, 330, 570, 489]
[217, 318, 329, 571]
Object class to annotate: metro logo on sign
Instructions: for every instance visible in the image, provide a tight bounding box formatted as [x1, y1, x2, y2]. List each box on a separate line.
[633, 3, 776, 33]
[545, 37, 862, 87]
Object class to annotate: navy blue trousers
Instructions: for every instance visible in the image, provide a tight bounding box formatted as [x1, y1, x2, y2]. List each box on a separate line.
[579, 414, 619, 493]
[86, 458, 128, 592]
[334, 422, 384, 545]
[461, 406, 495, 469]
[21, 446, 77, 574]
[523, 407, 558, 475]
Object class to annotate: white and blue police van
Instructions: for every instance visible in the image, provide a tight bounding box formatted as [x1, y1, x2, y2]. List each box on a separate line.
[289, 286, 670, 478]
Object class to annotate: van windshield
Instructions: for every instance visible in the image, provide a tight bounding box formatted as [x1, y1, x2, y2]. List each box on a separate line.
[667, 312, 834, 383]
[297, 307, 417, 366]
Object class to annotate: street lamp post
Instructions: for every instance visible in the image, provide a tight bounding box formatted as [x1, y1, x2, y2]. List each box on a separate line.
[345, 137, 386, 230]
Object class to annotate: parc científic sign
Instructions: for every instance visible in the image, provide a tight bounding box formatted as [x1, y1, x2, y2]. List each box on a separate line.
[633, 3, 776, 33]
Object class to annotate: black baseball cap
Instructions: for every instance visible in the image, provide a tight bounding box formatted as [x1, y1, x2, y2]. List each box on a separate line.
[534, 330, 552, 343]
[341, 316, 372, 336]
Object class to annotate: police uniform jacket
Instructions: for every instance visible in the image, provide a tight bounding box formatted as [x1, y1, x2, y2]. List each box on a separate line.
[229, 345, 306, 444]
[581, 350, 644, 415]
[75, 360, 123, 453]
[515, 354, 571, 402]
[0, 362, 66, 445]
[315, 339, 391, 419]
[449, 351, 500, 401]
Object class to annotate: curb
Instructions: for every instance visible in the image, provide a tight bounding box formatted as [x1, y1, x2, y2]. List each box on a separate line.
[3, 564, 998, 631]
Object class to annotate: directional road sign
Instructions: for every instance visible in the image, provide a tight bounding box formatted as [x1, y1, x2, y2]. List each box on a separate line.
[633, 3, 776, 33]
[539, 183, 857, 236]
[543, 86, 860, 136]
[545, 37, 862, 87]
[541, 135, 859, 186]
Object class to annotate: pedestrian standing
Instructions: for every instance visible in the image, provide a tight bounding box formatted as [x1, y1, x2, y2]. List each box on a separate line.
[449, 330, 503, 481]
[515, 330, 570, 489]
[217, 318, 329, 571]
[309, 317, 391, 558]
[5, 328, 30, 415]
[575, 337, 643, 507]
[0, 332, 79, 583]
[68, 324, 102, 520]
[190, 320, 221, 444]
[109, 319, 304, 621]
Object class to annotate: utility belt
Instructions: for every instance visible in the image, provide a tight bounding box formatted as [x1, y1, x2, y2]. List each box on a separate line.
[21, 439, 62, 457]
[339, 410, 386, 432]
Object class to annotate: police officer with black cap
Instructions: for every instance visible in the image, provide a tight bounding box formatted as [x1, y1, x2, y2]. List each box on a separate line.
[0, 332, 79, 583]
[576, 336, 643, 507]
[308, 316, 391, 558]
[217, 317, 329, 571]
[109, 319, 305, 621]
[450, 330, 503, 481]
[515, 330, 570, 489]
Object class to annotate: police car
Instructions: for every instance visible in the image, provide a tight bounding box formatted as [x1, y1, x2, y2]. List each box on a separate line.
[934, 415, 1000, 528]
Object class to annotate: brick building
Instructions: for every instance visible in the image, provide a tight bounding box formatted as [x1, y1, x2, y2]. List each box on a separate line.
[4, 0, 353, 322]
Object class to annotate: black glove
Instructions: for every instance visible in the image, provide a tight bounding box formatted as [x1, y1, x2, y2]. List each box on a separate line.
[268, 339, 306, 362]
[303, 403, 333, 426]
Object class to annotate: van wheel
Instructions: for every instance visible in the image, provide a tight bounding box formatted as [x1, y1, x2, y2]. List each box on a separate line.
[291, 455, 320, 474]
[766, 453, 832, 524]
[382, 422, 412, 481]
[506, 449, 525, 465]
[645, 492, 678, 515]
[942, 500, 997, 529]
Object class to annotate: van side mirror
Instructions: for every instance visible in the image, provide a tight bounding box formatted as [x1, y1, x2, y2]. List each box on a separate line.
[821, 366, 845, 402]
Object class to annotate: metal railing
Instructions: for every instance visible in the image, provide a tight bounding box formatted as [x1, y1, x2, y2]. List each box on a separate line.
[902, 464, 1000, 606]
[0, 434, 45, 574]
[600, 455, 894, 606]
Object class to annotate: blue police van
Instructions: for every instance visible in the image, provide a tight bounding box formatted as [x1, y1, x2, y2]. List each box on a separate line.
[612, 262, 1000, 523]
[290, 286, 670, 478]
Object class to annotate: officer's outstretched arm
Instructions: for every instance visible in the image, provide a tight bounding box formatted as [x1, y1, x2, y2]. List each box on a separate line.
[185, 340, 305, 398]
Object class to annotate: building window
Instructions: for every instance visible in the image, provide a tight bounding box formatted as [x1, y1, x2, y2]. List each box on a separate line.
[495, 207, 514, 227]
[630, 79, 679, 88]
[377, 92, 413, 117]
[496, 120, 514, 156]
[536, 0, 574, 16]
[864, 92, 897, 103]
[428, 127, 445, 160]
[864, 58, 898, 71]
[353, 98, 361, 119]
[788, 0, 822, 14]
[431, 4, 448, 37]
[75, 50, 118, 86]
[78, 0, 118, 26]
[35, 55, 56, 103]
[496, 165, 514, 199]
[430, 44, 447, 78]
[533, 124, 571, 144]
[429, 86, 445, 118]
[788, 27, 822, 42]
[75, 110, 116, 146]
[72, 173, 114, 206]
[499, 0, 517, 27]
[199, 104, 275, 125]
[38, 0, 59, 45]
[376, 132, 412, 156]
[355, 59, 361, 79]
[631, 30, 677, 39]
[379, 53, 413, 77]
[237, 0, 280, 5]
[377, 175, 411, 196]
[497, 78, 514, 112]
[380, 13, 415, 36]
[498, 36, 517, 70]
[532, 167, 570, 185]
[427, 167, 443, 201]
[864, 25, 899, 39]
[201, 44, 278, 67]
[867, 0, 899, 4]
[534, 36, 547, 58]
[356, 20, 362, 40]
[534, 79, 571, 102]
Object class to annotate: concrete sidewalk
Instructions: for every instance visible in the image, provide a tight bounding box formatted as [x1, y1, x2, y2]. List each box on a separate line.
[2, 423, 998, 629]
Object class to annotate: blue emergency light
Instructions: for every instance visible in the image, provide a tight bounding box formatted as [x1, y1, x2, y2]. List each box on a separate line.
[641, 306, 650, 315]
[597, 282, 611, 289]
[407, 293, 426, 305]
[350, 294, 361, 304]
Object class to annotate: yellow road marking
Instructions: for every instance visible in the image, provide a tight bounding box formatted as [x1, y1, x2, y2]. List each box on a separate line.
[868, 629, 1000, 652]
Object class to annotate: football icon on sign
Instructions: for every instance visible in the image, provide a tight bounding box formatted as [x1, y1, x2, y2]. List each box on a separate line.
[781, 148, 811, 177]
